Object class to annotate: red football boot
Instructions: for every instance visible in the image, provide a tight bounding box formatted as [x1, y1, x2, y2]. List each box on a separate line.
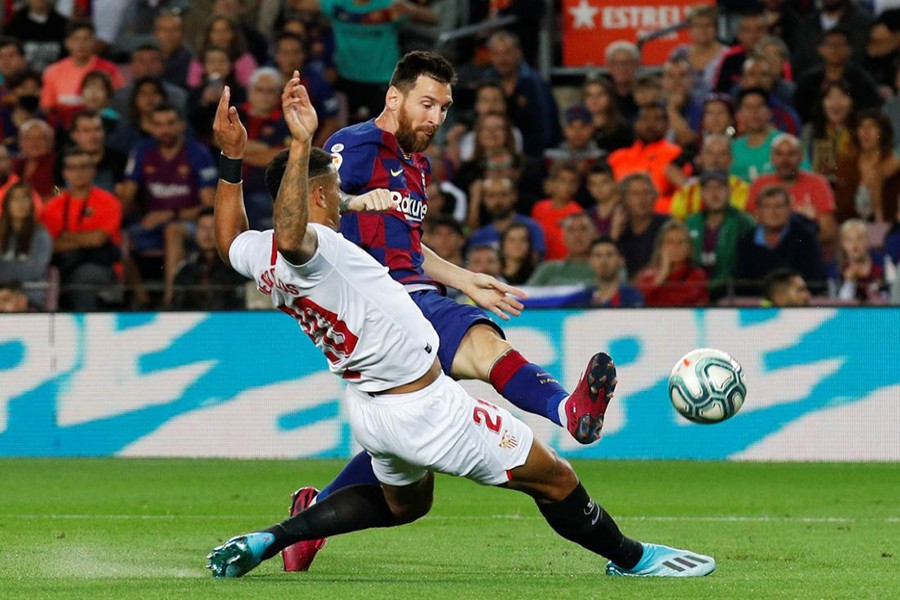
[563, 352, 617, 444]
[282, 487, 327, 572]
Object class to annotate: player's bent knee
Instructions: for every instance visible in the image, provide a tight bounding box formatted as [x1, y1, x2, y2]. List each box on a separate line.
[454, 325, 511, 380]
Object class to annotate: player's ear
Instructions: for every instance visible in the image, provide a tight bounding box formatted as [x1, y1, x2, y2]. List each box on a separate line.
[386, 86, 401, 111]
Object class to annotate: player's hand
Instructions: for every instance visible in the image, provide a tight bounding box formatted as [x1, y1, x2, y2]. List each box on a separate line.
[347, 189, 397, 212]
[463, 273, 527, 320]
[213, 86, 247, 158]
[282, 70, 318, 144]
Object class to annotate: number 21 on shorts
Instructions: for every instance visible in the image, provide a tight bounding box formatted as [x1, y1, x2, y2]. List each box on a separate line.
[473, 398, 503, 433]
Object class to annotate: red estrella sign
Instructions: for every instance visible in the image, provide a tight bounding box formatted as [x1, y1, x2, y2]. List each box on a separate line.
[562, 0, 714, 67]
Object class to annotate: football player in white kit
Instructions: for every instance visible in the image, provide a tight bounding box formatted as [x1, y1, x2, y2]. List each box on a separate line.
[205, 75, 716, 579]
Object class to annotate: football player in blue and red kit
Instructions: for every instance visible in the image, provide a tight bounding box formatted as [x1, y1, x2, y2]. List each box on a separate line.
[280, 51, 616, 571]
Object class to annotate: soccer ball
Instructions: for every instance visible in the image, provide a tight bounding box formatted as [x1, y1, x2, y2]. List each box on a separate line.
[668, 348, 746, 424]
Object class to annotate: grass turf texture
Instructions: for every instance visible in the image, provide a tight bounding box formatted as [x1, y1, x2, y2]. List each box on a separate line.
[0, 460, 896, 599]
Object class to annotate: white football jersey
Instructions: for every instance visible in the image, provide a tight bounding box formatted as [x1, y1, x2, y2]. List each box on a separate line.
[229, 224, 440, 392]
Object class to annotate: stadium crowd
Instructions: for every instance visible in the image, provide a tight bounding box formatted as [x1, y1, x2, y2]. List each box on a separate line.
[1, 0, 900, 312]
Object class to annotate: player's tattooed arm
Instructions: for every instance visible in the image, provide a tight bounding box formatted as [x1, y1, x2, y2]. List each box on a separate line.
[212, 86, 249, 266]
[275, 71, 318, 264]
[421, 244, 527, 321]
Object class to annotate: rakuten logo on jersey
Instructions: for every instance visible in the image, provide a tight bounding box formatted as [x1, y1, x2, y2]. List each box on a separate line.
[391, 191, 427, 222]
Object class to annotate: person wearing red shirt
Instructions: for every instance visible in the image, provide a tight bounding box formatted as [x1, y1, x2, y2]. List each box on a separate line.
[41, 148, 122, 311]
[39, 20, 124, 127]
[608, 104, 684, 214]
[747, 133, 837, 258]
[530, 162, 583, 260]
[635, 220, 709, 306]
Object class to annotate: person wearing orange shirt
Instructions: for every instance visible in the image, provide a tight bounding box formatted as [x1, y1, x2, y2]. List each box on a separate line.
[530, 162, 583, 260]
[607, 104, 684, 214]
[39, 20, 124, 127]
[41, 148, 122, 311]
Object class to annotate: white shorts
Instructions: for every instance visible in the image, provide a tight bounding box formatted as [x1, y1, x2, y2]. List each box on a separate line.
[345, 373, 534, 487]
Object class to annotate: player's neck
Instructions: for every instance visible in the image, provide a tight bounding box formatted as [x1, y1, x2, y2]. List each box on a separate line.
[374, 110, 398, 136]
[310, 207, 339, 231]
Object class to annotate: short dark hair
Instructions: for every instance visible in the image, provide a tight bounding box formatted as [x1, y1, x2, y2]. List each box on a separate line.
[590, 235, 620, 253]
[757, 184, 790, 206]
[152, 102, 181, 119]
[763, 268, 801, 302]
[738, 87, 769, 107]
[71, 109, 101, 130]
[389, 51, 457, 93]
[0, 36, 23, 54]
[275, 31, 307, 51]
[428, 214, 464, 237]
[197, 206, 215, 220]
[264, 147, 335, 200]
[587, 161, 614, 178]
[549, 160, 579, 179]
[820, 27, 851, 44]
[6, 69, 40, 90]
[134, 43, 162, 54]
[66, 20, 95, 38]
[63, 147, 94, 166]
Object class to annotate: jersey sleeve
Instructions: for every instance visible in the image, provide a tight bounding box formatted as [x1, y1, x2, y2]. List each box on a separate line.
[228, 230, 272, 280]
[325, 132, 376, 195]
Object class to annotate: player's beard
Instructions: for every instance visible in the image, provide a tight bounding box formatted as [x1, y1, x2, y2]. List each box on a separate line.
[395, 106, 436, 154]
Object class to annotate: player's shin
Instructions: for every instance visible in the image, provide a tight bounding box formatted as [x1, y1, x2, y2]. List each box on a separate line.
[260, 484, 398, 560]
[536, 483, 644, 569]
[489, 350, 568, 425]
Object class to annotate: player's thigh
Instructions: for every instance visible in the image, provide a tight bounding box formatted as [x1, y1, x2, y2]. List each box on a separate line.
[381, 472, 434, 525]
[500, 439, 580, 503]
[452, 324, 513, 381]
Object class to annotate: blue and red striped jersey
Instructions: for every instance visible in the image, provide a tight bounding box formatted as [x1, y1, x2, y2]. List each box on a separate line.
[326, 120, 439, 288]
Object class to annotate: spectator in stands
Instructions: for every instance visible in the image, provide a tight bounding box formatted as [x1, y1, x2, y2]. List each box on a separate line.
[0, 37, 27, 93]
[212, 0, 270, 66]
[467, 176, 545, 259]
[0, 279, 30, 312]
[7, 0, 69, 71]
[526, 211, 596, 287]
[530, 162, 583, 260]
[449, 80, 523, 166]
[801, 79, 855, 184]
[0, 145, 42, 216]
[0, 182, 51, 308]
[543, 104, 605, 176]
[731, 88, 781, 181]
[310, 0, 436, 122]
[581, 76, 632, 153]
[617, 173, 670, 278]
[699, 93, 737, 139]
[41, 149, 122, 311]
[0, 70, 44, 154]
[661, 57, 703, 148]
[635, 220, 709, 306]
[236, 67, 289, 231]
[187, 46, 246, 146]
[39, 21, 124, 127]
[422, 214, 465, 270]
[757, 36, 797, 102]
[793, 0, 874, 78]
[270, 33, 340, 148]
[120, 103, 217, 307]
[608, 103, 684, 214]
[464, 244, 502, 279]
[79, 71, 123, 136]
[632, 74, 663, 110]
[12, 119, 57, 201]
[68, 110, 128, 197]
[794, 28, 881, 123]
[109, 77, 169, 154]
[584, 162, 625, 238]
[736, 185, 825, 296]
[498, 222, 539, 286]
[454, 111, 523, 212]
[669, 5, 728, 101]
[671, 134, 749, 221]
[714, 9, 770, 94]
[170, 207, 245, 310]
[604, 41, 640, 123]
[154, 10, 193, 90]
[111, 44, 188, 119]
[828, 218, 889, 302]
[730, 54, 800, 135]
[569, 236, 643, 307]
[686, 169, 756, 300]
[762, 2, 801, 53]
[484, 31, 560, 157]
[189, 15, 258, 90]
[763, 268, 812, 307]
[834, 109, 900, 223]
[748, 133, 838, 258]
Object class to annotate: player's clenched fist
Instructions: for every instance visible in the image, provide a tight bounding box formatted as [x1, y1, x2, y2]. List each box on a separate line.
[347, 189, 397, 212]
[282, 69, 318, 144]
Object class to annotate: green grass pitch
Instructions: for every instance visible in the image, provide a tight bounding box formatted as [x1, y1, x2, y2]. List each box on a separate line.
[1, 459, 896, 599]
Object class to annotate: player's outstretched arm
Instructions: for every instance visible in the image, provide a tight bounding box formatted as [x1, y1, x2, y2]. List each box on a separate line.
[343, 188, 397, 213]
[421, 243, 527, 320]
[274, 71, 319, 265]
[213, 86, 249, 266]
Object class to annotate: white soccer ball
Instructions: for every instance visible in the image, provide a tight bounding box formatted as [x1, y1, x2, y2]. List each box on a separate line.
[668, 348, 746, 424]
